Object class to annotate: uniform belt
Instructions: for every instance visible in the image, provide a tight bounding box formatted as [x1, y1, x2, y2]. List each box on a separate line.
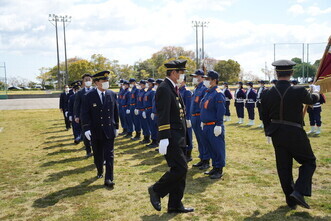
[139, 109, 145, 111]
[204, 122, 216, 126]
[130, 103, 136, 106]
[192, 113, 201, 116]
[271, 119, 302, 128]
[122, 105, 128, 107]
[146, 107, 152, 110]
[226, 98, 230, 101]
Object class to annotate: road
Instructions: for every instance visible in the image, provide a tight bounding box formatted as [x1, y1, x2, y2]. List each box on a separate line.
[0, 98, 59, 110]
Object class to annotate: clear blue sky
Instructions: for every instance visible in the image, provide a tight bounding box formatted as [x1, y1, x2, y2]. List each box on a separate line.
[0, 0, 330, 84]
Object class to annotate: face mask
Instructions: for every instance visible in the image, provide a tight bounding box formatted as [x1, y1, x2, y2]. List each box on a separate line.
[118, 83, 121, 87]
[154, 85, 158, 90]
[130, 84, 134, 88]
[177, 74, 185, 84]
[65, 88, 69, 93]
[85, 81, 92, 87]
[102, 81, 109, 90]
[221, 85, 225, 89]
[203, 80, 211, 88]
[192, 77, 199, 85]
[137, 85, 142, 90]
[122, 85, 126, 90]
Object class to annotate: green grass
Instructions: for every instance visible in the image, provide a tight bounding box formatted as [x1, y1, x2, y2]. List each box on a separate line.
[0, 94, 330, 220]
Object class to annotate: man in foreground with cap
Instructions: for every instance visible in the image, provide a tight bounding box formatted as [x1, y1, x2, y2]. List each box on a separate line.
[234, 82, 246, 124]
[221, 82, 233, 122]
[82, 71, 119, 188]
[68, 81, 82, 144]
[200, 71, 226, 179]
[256, 80, 267, 128]
[261, 60, 320, 209]
[245, 82, 257, 126]
[190, 69, 210, 170]
[148, 59, 193, 213]
[74, 73, 93, 158]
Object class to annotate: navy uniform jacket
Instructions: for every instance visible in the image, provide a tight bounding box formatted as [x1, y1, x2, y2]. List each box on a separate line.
[68, 93, 76, 118]
[82, 88, 119, 140]
[200, 86, 226, 125]
[156, 78, 188, 147]
[222, 88, 233, 102]
[120, 88, 131, 111]
[191, 82, 207, 114]
[59, 90, 73, 111]
[245, 88, 257, 108]
[137, 89, 146, 110]
[130, 86, 139, 108]
[234, 88, 246, 106]
[179, 86, 192, 120]
[144, 88, 155, 109]
[261, 81, 319, 136]
[74, 87, 92, 119]
[256, 86, 267, 108]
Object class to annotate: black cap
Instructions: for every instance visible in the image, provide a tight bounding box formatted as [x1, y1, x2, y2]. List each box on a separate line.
[147, 78, 155, 83]
[223, 82, 228, 85]
[119, 79, 124, 83]
[272, 60, 296, 75]
[129, 78, 136, 83]
[246, 82, 253, 86]
[164, 59, 187, 71]
[81, 73, 92, 79]
[203, 70, 219, 80]
[156, 79, 163, 84]
[123, 80, 129, 85]
[237, 81, 243, 85]
[258, 80, 265, 84]
[70, 80, 81, 88]
[190, 69, 204, 77]
[139, 80, 147, 84]
[92, 71, 110, 81]
[271, 79, 278, 84]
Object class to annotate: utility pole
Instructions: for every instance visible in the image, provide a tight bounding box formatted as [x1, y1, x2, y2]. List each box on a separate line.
[201, 21, 209, 60]
[192, 21, 199, 68]
[49, 14, 61, 89]
[302, 43, 305, 82]
[60, 15, 71, 86]
[264, 61, 267, 80]
[0, 62, 7, 98]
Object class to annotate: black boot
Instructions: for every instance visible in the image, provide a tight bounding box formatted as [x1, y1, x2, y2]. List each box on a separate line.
[198, 160, 210, 170]
[139, 135, 150, 144]
[119, 129, 127, 136]
[186, 150, 192, 162]
[147, 139, 158, 148]
[210, 168, 223, 179]
[131, 131, 141, 141]
[204, 167, 217, 175]
[124, 132, 133, 138]
[193, 160, 204, 167]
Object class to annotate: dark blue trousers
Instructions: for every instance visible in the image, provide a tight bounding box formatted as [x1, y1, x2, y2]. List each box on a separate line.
[246, 107, 255, 120]
[308, 107, 322, 126]
[146, 109, 157, 140]
[225, 101, 231, 116]
[191, 115, 210, 160]
[72, 120, 81, 141]
[235, 103, 244, 118]
[131, 106, 141, 132]
[187, 127, 193, 151]
[119, 106, 127, 130]
[125, 109, 133, 133]
[139, 110, 150, 136]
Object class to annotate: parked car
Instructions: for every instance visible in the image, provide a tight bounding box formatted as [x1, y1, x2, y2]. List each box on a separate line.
[8, 86, 22, 90]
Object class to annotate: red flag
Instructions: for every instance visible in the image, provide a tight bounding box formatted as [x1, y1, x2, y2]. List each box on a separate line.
[315, 36, 331, 93]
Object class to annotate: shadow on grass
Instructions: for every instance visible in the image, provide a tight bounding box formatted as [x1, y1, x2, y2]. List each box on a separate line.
[42, 129, 67, 134]
[46, 134, 71, 140]
[140, 213, 178, 221]
[33, 177, 105, 208]
[47, 148, 82, 156]
[41, 156, 86, 167]
[43, 143, 73, 150]
[44, 164, 95, 182]
[44, 138, 72, 144]
[244, 206, 331, 221]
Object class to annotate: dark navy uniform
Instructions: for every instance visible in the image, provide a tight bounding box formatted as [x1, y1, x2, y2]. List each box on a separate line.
[190, 69, 210, 167]
[307, 87, 325, 135]
[68, 81, 81, 143]
[245, 82, 257, 125]
[150, 60, 191, 211]
[118, 81, 127, 135]
[137, 81, 150, 143]
[82, 71, 119, 184]
[129, 78, 141, 140]
[261, 60, 319, 209]
[256, 80, 267, 126]
[234, 82, 246, 123]
[121, 80, 133, 137]
[221, 82, 233, 121]
[144, 78, 157, 147]
[179, 85, 193, 153]
[59, 88, 73, 129]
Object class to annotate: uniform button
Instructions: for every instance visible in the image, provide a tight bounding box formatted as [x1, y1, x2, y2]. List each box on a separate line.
[101, 117, 103, 119]
[101, 124, 103, 126]
[101, 110, 103, 112]
[108, 117, 110, 119]
[108, 109, 110, 111]
[109, 124, 111, 126]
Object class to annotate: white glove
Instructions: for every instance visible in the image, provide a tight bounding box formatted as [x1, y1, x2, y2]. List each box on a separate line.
[186, 120, 192, 128]
[159, 139, 169, 155]
[266, 136, 272, 144]
[312, 85, 320, 93]
[65, 111, 68, 117]
[200, 122, 204, 130]
[126, 109, 130, 114]
[142, 111, 146, 119]
[214, 125, 222, 137]
[115, 129, 119, 137]
[84, 130, 91, 141]
[134, 109, 139, 115]
[69, 116, 72, 122]
[151, 113, 155, 120]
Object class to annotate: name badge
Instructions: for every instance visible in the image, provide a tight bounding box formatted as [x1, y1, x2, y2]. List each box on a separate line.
[93, 103, 97, 107]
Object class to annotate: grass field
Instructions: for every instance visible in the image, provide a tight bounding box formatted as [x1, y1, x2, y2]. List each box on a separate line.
[0, 94, 330, 221]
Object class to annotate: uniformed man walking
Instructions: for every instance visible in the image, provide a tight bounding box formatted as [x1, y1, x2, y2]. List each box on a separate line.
[200, 71, 226, 179]
[261, 60, 320, 209]
[82, 71, 119, 188]
[68, 81, 82, 144]
[148, 59, 194, 213]
[59, 85, 72, 130]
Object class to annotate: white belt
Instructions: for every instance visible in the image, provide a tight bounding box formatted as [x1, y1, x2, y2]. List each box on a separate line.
[226, 98, 230, 101]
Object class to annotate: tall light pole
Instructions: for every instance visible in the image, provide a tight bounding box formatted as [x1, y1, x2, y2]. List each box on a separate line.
[201, 21, 209, 60]
[48, 14, 61, 89]
[60, 15, 71, 86]
[192, 21, 199, 68]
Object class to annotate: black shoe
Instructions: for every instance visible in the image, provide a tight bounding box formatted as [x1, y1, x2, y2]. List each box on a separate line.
[131, 132, 141, 141]
[119, 129, 127, 136]
[147, 140, 158, 148]
[186, 150, 192, 162]
[104, 179, 115, 188]
[286, 195, 297, 210]
[210, 168, 223, 179]
[139, 136, 150, 144]
[155, 148, 159, 152]
[168, 206, 194, 213]
[199, 161, 210, 170]
[124, 132, 133, 138]
[193, 160, 204, 167]
[74, 139, 80, 144]
[204, 167, 217, 175]
[97, 173, 103, 179]
[85, 153, 93, 158]
[290, 191, 310, 209]
[148, 186, 161, 211]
